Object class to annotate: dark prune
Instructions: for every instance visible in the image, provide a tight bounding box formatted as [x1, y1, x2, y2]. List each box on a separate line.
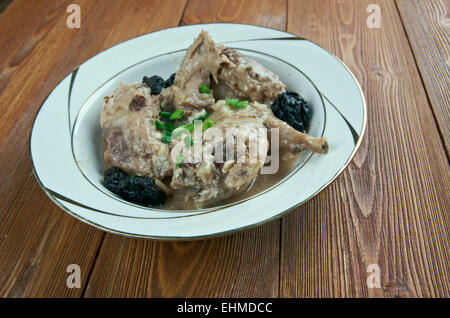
[104, 167, 128, 194]
[163, 73, 176, 88]
[142, 73, 176, 95]
[104, 167, 166, 206]
[118, 175, 166, 206]
[271, 91, 312, 133]
[143, 75, 165, 95]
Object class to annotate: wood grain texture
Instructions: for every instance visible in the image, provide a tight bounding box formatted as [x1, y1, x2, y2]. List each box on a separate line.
[0, 0, 187, 297]
[281, 0, 449, 297]
[0, 179, 104, 297]
[0, 0, 70, 128]
[0, 0, 103, 298]
[84, 0, 286, 298]
[396, 0, 450, 154]
[0, 0, 448, 298]
[182, 0, 286, 29]
[84, 225, 280, 297]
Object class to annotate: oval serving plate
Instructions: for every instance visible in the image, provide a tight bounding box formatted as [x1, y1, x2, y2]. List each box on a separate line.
[30, 23, 366, 240]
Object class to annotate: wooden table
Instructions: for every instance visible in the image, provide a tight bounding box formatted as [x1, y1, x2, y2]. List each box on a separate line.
[0, 0, 448, 298]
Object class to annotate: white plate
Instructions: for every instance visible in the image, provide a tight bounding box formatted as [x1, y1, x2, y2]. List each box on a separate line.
[30, 24, 366, 240]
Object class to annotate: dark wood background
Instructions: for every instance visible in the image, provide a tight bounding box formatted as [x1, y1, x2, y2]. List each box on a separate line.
[0, 0, 448, 297]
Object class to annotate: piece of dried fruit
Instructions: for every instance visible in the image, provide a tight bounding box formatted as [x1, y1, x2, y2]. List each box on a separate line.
[271, 91, 311, 133]
[104, 167, 166, 206]
[142, 73, 176, 95]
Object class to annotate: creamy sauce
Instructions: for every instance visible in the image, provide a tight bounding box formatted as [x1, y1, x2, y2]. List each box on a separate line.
[102, 139, 304, 211]
[160, 150, 301, 210]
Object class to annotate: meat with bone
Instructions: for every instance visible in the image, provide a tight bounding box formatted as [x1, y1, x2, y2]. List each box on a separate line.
[173, 30, 286, 111]
[170, 113, 269, 208]
[210, 100, 329, 154]
[172, 31, 223, 114]
[217, 48, 286, 105]
[172, 32, 326, 153]
[100, 83, 172, 179]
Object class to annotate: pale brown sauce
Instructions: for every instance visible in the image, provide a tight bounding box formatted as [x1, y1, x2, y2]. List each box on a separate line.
[102, 142, 301, 211]
[160, 150, 301, 210]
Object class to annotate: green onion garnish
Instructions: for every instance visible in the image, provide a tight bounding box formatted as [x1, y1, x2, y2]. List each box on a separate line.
[169, 109, 184, 120]
[171, 112, 211, 140]
[184, 123, 195, 132]
[202, 118, 215, 131]
[155, 120, 165, 130]
[162, 131, 172, 144]
[199, 85, 211, 94]
[159, 111, 172, 118]
[194, 113, 210, 121]
[164, 121, 175, 133]
[176, 123, 195, 132]
[236, 100, 249, 108]
[176, 154, 184, 168]
[172, 123, 194, 138]
[226, 98, 239, 107]
[226, 99, 249, 108]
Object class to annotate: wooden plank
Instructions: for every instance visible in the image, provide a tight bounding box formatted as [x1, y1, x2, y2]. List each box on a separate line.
[0, 0, 118, 222]
[3, 0, 447, 298]
[182, 0, 286, 29]
[84, 225, 281, 297]
[84, 0, 287, 297]
[0, 0, 186, 297]
[0, 179, 104, 297]
[396, 0, 450, 154]
[0, 0, 102, 297]
[281, 0, 449, 297]
[0, 0, 71, 98]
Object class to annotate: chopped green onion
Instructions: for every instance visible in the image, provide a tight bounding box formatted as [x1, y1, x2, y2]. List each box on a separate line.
[155, 120, 165, 130]
[199, 85, 211, 94]
[226, 98, 249, 108]
[164, 121, 175, 133]
[226, 98, 239, 107]
[176, 154, 184, 168]
[172, 112, 210, 139]
[184, 135, 193, 148]
[176, 123, 194, 132]
[159, 111, 172, 118]
[172, 123, 194, 138]
[202, 118, 215, 131]
[184, 123, 195, 132]
[194, 113, 210, 121]
[162, 131, 172, 144]
[169, 109, 184, 120]
[236, 100, 249, 108]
